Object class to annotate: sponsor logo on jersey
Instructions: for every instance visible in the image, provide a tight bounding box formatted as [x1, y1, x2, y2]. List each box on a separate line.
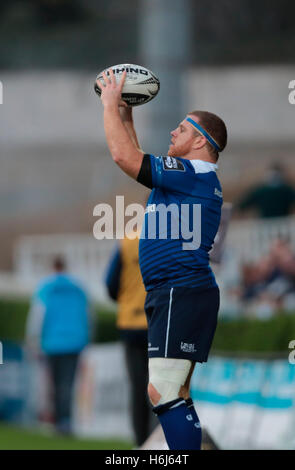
[162, 156, 185, 172]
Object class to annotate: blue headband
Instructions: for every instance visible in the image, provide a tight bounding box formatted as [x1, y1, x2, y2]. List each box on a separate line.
[186, 117, 221, 152]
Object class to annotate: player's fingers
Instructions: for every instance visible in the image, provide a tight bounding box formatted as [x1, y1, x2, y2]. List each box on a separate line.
[102, 71, 111, 86]
[95, 78, 104, 89]
[118, 70, 127, 91]
[109, 68, 116, 85]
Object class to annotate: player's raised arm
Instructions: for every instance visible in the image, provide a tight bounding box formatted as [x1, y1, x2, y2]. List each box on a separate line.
[96, 69, 144, 180]
[119, 106, 142, 151]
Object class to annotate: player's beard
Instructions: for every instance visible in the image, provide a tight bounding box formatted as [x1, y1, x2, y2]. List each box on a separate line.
[168, 142, 191, 157]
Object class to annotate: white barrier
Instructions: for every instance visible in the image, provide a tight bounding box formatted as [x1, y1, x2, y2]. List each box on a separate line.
[13, 234, 117, 301]
[225, 215, 295, 263]
[191, 356, 295, 450]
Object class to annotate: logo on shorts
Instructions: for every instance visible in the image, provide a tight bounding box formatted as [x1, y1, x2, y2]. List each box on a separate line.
[180, 342, 196, 353]
[148, 342, 159, 352]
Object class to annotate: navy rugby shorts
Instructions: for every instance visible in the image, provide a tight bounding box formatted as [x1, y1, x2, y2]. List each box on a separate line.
[144, 286, 220, 362]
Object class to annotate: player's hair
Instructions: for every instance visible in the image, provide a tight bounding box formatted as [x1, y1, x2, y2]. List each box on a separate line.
[188, 110, 227, 161]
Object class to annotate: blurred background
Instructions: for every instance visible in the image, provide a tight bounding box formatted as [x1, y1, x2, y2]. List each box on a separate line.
[0, 0, 295, 450]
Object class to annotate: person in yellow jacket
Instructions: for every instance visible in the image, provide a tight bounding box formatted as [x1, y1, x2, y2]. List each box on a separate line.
[105, 234, 157, 446]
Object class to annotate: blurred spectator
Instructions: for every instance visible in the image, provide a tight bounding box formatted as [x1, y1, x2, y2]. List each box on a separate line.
[26, 256, 92, 434]
[105, 235, 157, 447]
[237, 163, 295, 218]
[238, 238, 295, 317]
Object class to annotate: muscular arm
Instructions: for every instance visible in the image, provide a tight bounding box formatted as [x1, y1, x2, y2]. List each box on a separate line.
[119, 106, 141, 150]
[103, 104, 144, 179]
[97, 70, 144, 180]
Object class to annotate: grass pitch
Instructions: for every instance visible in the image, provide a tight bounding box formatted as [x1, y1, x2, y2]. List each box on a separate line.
[0, 423, 133, 450]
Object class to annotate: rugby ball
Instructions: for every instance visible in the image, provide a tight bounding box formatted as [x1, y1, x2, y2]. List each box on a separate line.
[94, 63, 160, 107]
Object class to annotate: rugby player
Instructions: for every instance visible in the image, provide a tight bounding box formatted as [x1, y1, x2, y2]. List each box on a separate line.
[96, 70, 227, 450]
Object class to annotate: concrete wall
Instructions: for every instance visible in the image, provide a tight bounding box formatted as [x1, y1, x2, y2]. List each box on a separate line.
[188, 65, 295, 143]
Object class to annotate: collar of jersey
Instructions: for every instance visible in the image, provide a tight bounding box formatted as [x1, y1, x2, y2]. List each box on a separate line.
[189, 159, 218, 174]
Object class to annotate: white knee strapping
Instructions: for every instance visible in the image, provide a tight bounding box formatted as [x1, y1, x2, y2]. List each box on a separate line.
[148, 357, 192, 405]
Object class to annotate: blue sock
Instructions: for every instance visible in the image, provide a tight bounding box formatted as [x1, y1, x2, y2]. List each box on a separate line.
[185, 397, 202, 446]
[153, 398, 202, 450]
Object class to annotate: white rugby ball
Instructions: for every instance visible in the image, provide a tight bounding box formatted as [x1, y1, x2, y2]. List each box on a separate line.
[94, 63, 160, 107]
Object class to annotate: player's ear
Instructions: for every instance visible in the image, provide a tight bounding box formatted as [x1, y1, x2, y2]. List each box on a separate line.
[192, 134, 206, 150]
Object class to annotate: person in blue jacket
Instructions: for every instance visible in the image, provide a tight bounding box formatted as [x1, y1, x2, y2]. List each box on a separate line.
[26, 256, 91, 434]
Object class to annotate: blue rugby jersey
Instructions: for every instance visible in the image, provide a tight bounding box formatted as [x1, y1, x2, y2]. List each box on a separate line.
[138, 155, 223, 291]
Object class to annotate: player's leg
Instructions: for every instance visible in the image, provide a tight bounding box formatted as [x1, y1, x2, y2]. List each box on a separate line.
[144, 286, 218, 449]
[178, 360, 195, 399]
[147, 357, 202, 450]
[178, 361, 202, 439]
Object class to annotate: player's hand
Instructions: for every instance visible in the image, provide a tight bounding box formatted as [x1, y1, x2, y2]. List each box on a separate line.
[96, 68, 127, 108]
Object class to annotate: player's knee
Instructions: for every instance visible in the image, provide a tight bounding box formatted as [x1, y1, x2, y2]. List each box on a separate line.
[148, 358, 192, 407]
[148, 379, 181, 407]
